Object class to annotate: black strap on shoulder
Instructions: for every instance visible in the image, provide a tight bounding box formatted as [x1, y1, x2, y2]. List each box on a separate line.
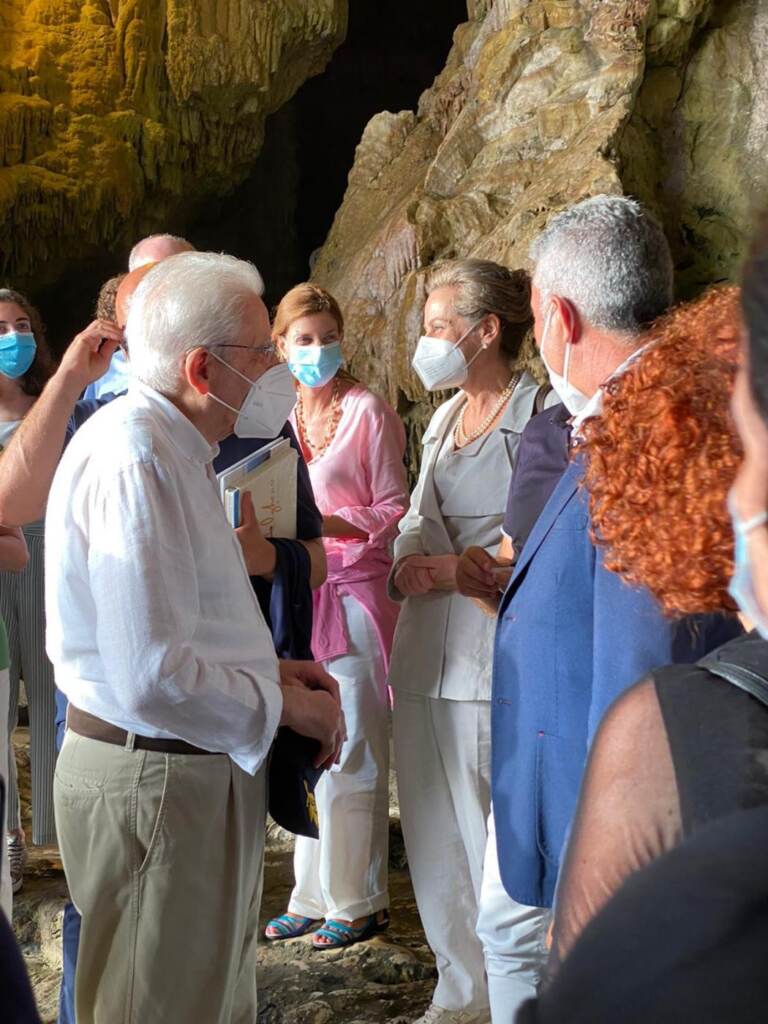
[698, 654, 768, 709]
[533, 383, 552, 416]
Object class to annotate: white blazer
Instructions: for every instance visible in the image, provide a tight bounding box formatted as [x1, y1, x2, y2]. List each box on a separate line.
[387, 371, 541, 701]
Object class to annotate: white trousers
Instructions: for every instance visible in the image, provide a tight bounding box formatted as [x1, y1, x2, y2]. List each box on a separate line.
[289, 594, 390, 921]
[393, 691, 491, 1014]
[0, 664, 11, 919]
[476, 809, 549, 1023]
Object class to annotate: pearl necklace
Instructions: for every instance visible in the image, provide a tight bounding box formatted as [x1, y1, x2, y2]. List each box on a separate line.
[295, 377, 343, 459]
[454, 372, 521, 448]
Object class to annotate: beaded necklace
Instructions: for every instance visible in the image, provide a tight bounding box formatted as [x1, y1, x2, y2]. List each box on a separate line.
[295, 377, 343, 459]
[454, 372, 521, 448]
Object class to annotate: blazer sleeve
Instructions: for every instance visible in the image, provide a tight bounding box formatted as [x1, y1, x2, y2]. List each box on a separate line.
[387, 400, 456, 599]
[588, 550, 677, 744]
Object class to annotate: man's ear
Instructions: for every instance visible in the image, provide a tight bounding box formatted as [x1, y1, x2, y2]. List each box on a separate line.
[185, 347, 210, 396]
[550, 295, 581, 347]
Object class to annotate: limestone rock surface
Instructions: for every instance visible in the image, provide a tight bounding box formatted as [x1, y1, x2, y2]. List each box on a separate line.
[0, 0, 347, 289]
[312, 0, 765, 462]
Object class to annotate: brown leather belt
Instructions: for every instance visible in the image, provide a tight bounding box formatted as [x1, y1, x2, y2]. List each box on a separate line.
[67, 705, 219, 756]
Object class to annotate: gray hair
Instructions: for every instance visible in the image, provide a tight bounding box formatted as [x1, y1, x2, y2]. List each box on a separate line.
[128, 233, 194, 271]
[530, 195, 673, 336]
[125, 251, 265, 393]
[426, 258, 532, 358]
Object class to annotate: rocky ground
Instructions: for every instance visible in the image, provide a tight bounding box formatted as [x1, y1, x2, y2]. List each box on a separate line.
[12, 729, 436, 1023]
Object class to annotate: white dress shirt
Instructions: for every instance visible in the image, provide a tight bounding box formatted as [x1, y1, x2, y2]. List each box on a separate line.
[45, 382, 282, 774]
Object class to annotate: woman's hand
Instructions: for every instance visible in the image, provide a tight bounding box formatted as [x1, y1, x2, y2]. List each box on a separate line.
[394, 554, 459, 596]
[456, 546, 513, 598]
[235, 492, 277, 578]
[322, 514, 369, 541]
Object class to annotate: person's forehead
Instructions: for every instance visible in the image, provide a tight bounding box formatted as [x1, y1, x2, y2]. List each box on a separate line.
[288, 311, 339, 335]
[0, 302, 30, 323]
[240, 293, 270, 336]
[424, 286, 458, 322]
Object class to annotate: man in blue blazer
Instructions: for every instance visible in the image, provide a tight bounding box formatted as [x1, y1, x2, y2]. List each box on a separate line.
[493, 453, 740, 910]
[463, 197, 742, 1023]
[490, 197, 741, 916]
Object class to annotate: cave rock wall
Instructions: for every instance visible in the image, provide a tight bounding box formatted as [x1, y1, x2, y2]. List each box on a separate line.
[312, 0, 765, 462]
[0, 0, 347, 288]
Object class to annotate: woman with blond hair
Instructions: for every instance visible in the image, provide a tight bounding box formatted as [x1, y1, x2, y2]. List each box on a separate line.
[265, 282, 409, 949]
[389, 258, 550, 1024]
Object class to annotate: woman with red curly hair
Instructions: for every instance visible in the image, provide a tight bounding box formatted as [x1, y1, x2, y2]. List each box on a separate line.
[547, 284, 768, 972]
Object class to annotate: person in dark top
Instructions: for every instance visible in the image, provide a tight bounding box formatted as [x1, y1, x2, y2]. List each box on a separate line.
[549, 284, 760, 969]
[455, 399, 568, 608]
[516, 804, 768, 1024]
[501, 400, 571, 556]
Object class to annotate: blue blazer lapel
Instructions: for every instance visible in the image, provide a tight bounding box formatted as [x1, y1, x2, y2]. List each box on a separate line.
[501, 458, 583, 606]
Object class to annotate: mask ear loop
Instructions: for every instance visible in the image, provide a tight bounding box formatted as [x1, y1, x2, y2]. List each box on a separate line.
[539, 304, 555, 365]
[562, 334, 573, 386]
[455, 318, 490, 373]
[738, 511, 768, 535]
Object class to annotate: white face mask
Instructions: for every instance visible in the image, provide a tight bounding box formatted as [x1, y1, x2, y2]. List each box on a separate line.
[207, 353, 297, 439]
[412, 321, 483, 392]
[539, 304, 592, 416]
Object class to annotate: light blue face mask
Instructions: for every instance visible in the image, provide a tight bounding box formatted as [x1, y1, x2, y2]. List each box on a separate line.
[287, 341, 342, 389]
[0, 331, 36, 379]
[728, 491, 768, 639]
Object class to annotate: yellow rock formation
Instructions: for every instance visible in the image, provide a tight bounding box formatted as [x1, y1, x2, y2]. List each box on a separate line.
[0, 0, 347, 287]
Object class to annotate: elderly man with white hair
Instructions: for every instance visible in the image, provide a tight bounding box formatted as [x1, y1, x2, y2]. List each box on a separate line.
[46, 252, 345, 1024]
[456, 195, 741, 1024]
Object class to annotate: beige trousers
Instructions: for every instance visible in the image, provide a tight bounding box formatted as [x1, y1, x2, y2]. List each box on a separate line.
[54, 730, 267, 1024]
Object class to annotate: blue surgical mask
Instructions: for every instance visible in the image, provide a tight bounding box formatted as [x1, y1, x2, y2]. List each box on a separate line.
[0, 331, 36, 379]
[287, 342, 343, 389]
[728, 490, 768, 638]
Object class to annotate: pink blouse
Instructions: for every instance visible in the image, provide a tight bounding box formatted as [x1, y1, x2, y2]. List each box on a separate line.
[290, 384, 409, 666]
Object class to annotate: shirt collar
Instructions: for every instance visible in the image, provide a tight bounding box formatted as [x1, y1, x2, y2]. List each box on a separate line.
[571, 342, 652, 436]
[129, 380, 219, 465]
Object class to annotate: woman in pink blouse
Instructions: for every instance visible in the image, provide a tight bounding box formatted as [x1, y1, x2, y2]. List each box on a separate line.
[265, 283, 409, 949]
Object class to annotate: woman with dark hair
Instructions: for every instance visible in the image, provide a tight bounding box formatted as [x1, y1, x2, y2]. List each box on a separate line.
[0, 288, 58, 891]
[545, 283, 766, 972]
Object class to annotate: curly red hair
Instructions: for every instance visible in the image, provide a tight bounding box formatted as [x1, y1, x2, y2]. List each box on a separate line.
[581, 285, 743, 617]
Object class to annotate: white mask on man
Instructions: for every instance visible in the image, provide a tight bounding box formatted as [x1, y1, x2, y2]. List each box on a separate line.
[539, 303, 592, 416]
[207, 353, 297, 438]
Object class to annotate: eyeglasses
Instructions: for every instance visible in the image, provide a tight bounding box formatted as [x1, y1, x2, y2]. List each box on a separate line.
[212, 342, 276, 358]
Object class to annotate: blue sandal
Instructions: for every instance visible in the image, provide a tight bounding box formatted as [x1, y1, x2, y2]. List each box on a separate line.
[311, 909, 390, 950]
[264, 913, 321, 941]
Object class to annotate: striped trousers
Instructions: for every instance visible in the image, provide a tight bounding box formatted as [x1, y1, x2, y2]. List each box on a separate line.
[0, 527, 57, 845]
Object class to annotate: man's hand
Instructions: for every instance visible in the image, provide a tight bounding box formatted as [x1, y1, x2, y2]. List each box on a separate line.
[58, 319, 124, 395]
[394, 554, 459, 596]
[279, 661, 346, 769]
[456, 546, 513, 598]
[279, 659, 341, 706]
[235, 492, 277, 578]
